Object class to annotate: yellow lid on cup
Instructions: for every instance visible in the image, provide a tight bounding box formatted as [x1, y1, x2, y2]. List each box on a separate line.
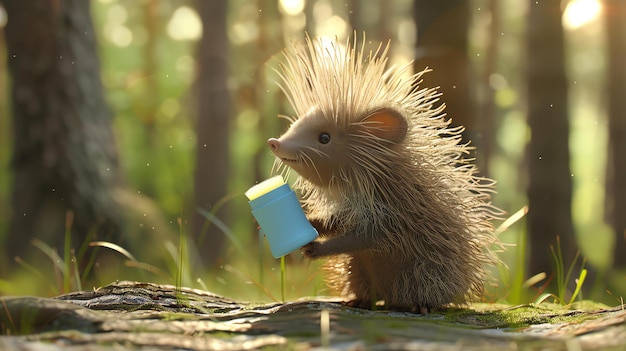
[245, 176, 286, 201]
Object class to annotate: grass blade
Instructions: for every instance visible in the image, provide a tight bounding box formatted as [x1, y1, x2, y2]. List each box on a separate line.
[568, 268, 588, 305]
[197, 208, 246, 255]
[71, 249, 82, 292]
[223, 264, 279, 302]
[495, 205, 528, 235]
[124, 260, 169, 277]
[64, 211, 73, 293]
[280, 255, 286, 302]
[14, 256, 58, 295]
[89, 241, 137, 261]
[563, 251, 582, 299]
[31, 239, 66, 274]
[534, 292, 559, 306]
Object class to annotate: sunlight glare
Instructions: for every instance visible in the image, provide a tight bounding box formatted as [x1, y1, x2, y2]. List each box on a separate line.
[397, 20, 416, 46]
[316, 15, 348, 38]
[103, 4, 133, 47]
[160, 98, 180, 119]
[107, 4, 127, 25]
[314, 36, 347, 65]
[108, 25, 133, 47]
[0, 4, 6, 28]
[175, 55, 195, 83]
[167, 6, 202, 41]
[279, 0, 305, 16]
[563, 0, 602, 30]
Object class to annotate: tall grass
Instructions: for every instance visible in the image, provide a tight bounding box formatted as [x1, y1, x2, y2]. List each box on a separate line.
[492, 206, 529, 304]
[532, 237, 588, 306]
[176, 216, 185, 301]
[489, 206, 591, 307]
[3, 204, 600, 310]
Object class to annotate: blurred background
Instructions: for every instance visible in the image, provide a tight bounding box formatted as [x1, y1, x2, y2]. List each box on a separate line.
[0, 0, 624, 306]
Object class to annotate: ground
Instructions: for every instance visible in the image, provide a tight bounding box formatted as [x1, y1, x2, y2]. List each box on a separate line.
[1, 281, 625, 350]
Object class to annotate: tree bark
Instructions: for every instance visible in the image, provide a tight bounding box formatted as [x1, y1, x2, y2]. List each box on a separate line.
[413, 0, 474, 141]
[605, 0, 626, 268]
[192, 0, 231, 267]
[3, 0, 123, 263]
[525, 0, 576, 278]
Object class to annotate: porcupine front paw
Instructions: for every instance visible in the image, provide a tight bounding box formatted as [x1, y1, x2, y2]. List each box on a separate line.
[301, 241, 321, 258]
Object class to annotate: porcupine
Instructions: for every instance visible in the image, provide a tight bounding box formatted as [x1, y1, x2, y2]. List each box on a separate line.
[267, 34, 501, 313]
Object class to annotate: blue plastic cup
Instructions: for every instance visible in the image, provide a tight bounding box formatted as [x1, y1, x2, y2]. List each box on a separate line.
[247, 181, 318, 258]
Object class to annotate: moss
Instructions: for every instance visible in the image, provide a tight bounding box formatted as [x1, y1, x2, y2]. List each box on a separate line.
[435, 302, 612, 330]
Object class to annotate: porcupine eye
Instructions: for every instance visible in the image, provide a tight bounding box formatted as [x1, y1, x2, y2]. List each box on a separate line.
[318, 133, 331, 144]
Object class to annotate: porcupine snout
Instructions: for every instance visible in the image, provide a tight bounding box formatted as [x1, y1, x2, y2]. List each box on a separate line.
[268, 137, 297, 161]
[267, 138, 280, 153]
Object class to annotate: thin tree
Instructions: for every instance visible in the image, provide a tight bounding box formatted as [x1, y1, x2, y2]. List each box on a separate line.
[525, 0, 577, 278]
[3, 0, 124, 266]
[605, 0, 626, 269]
[253, 0, 282, 195]
[348, 0, 361, 32]
[478, 0, 501, 177]
[413, 0, 474, 141]
[192, 0, 231, 267]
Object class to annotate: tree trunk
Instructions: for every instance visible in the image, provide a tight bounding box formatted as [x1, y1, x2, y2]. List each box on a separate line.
[413, 0, 474, 141]
[3, 0, 123, 263]
[478, 0, 500, 177]
[525, 0, 576, 278]
[192, 0, 231, 268]
[605, 0, 626, 269]
[348, 0, 361, 32]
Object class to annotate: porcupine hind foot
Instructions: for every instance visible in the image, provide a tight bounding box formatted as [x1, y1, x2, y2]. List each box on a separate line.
[343, 299, 377, 310]
[344, 299, 373, 309]
[344, 300, 430, 314]
[388, 304, 430, 315]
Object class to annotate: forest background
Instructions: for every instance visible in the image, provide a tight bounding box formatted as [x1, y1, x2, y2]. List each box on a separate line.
[0, 0, 624, 306]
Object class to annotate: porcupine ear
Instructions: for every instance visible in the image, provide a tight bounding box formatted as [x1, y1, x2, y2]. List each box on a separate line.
[359, 108, 408, 144]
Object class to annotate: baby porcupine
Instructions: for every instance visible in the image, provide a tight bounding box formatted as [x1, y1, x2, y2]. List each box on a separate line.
[267, 34, 501, 313]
